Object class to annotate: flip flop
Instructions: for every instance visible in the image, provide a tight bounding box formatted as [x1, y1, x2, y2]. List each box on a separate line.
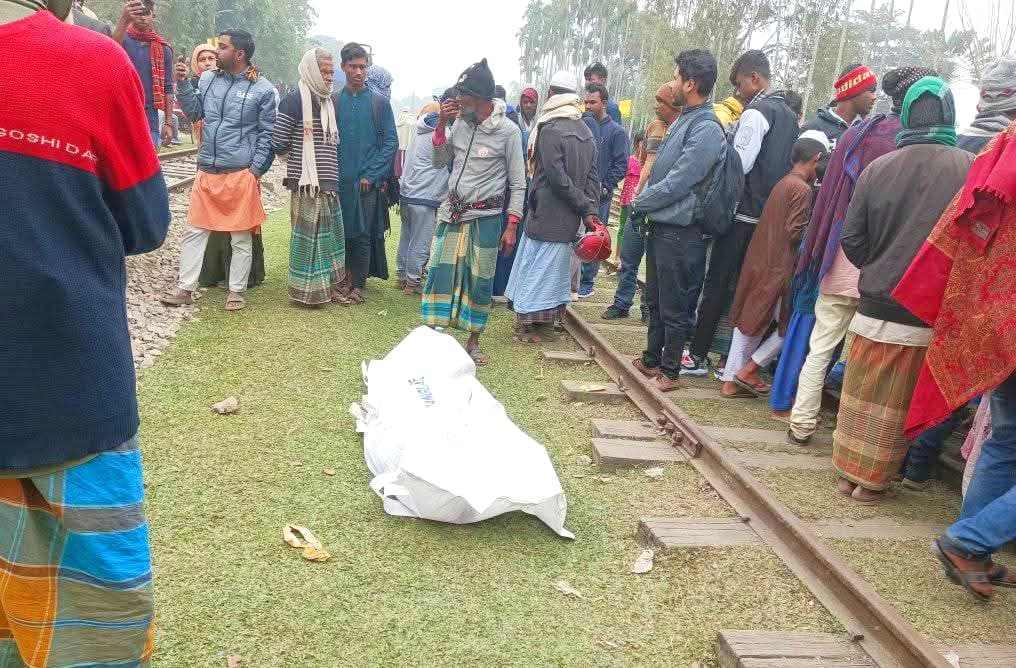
[989, 563, 1016, 588]
[224, 292, 246, 311]
[467, 347, 489, 366]
[723, 383, 758, 399]
[735, 375, 772, 396]
[932, 538, 993, 602]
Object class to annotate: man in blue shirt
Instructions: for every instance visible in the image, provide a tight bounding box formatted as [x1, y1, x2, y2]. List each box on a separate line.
[584, 61, 623, 124]
[336, 42, 398, 304]
[579, 82, 629, 297]
[113, 0, 174, 147]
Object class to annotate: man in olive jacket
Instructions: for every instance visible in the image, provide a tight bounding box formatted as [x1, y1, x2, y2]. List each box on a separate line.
[504, 74, 601, 340]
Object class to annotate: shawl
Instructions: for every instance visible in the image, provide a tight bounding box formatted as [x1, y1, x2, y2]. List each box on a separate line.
[297, 49, 338, 193]
[791, 114, 900, 314]
[190, 44, 215, 78]
[126, 24, 172, 114]
[893, 121, 1016, 438]
[896, 77, 957, 148]
[525, 93, 583, 176]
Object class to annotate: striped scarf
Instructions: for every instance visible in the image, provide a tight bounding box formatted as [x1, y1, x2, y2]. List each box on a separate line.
[126, 24, 172, 112]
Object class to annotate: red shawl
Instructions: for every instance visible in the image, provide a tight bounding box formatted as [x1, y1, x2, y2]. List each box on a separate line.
[127, 25, 172, 117]
[892, 121, 1016, 438]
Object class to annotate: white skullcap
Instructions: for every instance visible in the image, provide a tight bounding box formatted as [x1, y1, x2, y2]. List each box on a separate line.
[549, 71, 577, 93]
[798, 129, 833, 152]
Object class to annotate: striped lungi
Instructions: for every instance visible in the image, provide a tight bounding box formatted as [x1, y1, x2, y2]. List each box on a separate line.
[421, 214, 501, 334]
[0, 439, 154, 667]
[832, 335, 927, 491]
[288, 191, 345, 305]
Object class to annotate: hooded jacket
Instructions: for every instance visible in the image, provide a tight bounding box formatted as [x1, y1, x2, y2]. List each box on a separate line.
[803, 106, 852, 146]
[178, 68, 277, 176]
[433, 99, 526, 222]
[400, 114, 450, 209]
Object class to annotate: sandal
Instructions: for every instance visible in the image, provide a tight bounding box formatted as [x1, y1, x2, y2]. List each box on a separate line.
[159, 289, 193, 307]
[467, 347, 489, 366]
[348, 288, 366, 305]
[722, 384, 758, 399]
[988, 562, 1016, 588]
[633, 357, 661, 379]
[850, 485, 886, 504]
[224, 292, 246, 311]
[734, 375, 770, 397]
[331, 290, 354, 306]
[836, 478, 856, 497]
[515, 326, 542, 344]
[932, 537, 993, 601]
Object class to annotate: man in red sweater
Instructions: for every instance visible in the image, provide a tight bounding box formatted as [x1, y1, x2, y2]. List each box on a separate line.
[0, 1, 170, 665]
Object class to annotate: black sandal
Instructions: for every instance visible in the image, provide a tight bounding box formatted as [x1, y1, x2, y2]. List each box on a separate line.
[932, 538, 993, 602]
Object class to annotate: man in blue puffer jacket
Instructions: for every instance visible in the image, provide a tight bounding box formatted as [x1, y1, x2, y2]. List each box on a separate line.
[631, 49, 726, 392]
[161, 29, 276, 312]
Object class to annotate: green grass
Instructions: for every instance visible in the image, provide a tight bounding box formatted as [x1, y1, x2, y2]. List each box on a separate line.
[139, 209, 838, 666]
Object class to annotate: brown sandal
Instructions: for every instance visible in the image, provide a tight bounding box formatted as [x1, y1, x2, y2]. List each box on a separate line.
[224, 292, 246, 311]
[515, 325, 542, 344]
[933, 538, 993, 601]
[633, 358, 661, 379]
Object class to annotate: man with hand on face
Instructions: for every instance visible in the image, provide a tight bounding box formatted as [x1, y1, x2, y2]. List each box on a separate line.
[161, 29, 276, 313]
[421, 58, 526, 366]
[113, 0, 173, 148]
[335, 42, 398, 305]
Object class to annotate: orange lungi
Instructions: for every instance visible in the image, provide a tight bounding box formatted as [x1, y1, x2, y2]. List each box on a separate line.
[188, 169, 266, 232]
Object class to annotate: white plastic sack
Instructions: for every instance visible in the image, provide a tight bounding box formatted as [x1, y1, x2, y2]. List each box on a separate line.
[350, 326, 574, 538]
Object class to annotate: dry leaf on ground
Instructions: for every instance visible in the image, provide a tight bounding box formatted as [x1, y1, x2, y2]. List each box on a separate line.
[630, 549, 655, 574]
[575, 455, 593, 466]
[301, 546, 332, 562]
[644, 466, 665, 479]
[322, 468, 336, 476]
[553, 579, 585, 599]
[226, 655, 242, 668]
[210, 396, 240, 415]
[282, 524, 322, 550]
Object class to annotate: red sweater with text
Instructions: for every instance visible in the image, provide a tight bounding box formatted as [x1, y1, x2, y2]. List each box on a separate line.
[0, 11, 170, 470]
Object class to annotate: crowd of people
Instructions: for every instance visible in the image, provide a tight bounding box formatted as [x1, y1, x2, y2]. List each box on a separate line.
[1, 0, 1014, 664]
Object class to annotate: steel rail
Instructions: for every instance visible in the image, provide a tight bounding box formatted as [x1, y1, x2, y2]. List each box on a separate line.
[561, 305, 951, 668]
[159, 147, 199, 193]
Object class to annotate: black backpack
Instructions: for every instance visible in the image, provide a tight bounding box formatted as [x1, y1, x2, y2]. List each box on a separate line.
[689, 115, 744, 238]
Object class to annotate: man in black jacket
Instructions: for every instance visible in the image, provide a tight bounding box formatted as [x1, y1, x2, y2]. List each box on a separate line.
[504, 76, 601, 341]
[803, 63, 877, 147]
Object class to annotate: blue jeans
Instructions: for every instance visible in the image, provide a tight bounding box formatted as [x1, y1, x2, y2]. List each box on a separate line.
[579, 198, 613, 294]
[612, 218, 645, 312]
[902, 407, 965, 482]
[944, 373, 1016, 558]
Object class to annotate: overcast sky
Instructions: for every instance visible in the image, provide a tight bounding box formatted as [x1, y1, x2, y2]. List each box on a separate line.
[312, 0, 1001, 122]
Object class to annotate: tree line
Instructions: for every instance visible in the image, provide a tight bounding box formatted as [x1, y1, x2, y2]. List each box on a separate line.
[518, 0, 1015, 130]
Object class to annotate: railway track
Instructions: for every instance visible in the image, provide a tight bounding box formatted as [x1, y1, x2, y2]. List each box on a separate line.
[555, 270, 1014, 666]
[159, 146, 199, 192]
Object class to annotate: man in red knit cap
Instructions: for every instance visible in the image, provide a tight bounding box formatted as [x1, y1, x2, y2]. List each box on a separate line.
[0, 0, 170, 665]
[803, 63, 877, 147]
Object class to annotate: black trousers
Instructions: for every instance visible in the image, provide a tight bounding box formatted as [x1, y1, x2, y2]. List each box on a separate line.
[642, 224, 707, 379]
[689, 220, 756, 359]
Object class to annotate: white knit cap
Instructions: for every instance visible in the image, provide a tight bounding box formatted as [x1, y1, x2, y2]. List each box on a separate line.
[798, 129, 833, 153]
[549, 71, 577, 93]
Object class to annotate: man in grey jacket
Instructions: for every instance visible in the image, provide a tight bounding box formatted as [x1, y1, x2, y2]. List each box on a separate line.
[421, 59, 526, 365]
[161, 29, 276, 311]
[632, 49, 726, 391]
[397, 88, 455, 295]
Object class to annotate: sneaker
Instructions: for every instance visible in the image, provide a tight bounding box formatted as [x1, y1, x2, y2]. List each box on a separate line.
[576, 289, 595, 300]
[786, 429, 812, 446]
[602, 305, 629, 320]
[681, 352, 708, 377]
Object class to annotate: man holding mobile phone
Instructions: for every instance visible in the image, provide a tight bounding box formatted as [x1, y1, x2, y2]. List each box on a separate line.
[113, 0, 174, 147]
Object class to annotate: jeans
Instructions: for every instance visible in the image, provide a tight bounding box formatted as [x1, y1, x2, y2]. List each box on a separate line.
[642, 224, 707, 379]
[396, 202, 437, 285]
[902, 407, 965, 482]
[611, 218, 645, 313]
[945, 373, 1016, 557]
[579, 198, 613, 294]
[690, 220, 755, 358]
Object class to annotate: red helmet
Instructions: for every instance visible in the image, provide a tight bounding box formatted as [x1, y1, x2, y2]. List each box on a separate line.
[575, 224, 612, 263]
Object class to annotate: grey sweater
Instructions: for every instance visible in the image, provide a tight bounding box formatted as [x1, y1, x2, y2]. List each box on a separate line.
[433, 100, 526, 222]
